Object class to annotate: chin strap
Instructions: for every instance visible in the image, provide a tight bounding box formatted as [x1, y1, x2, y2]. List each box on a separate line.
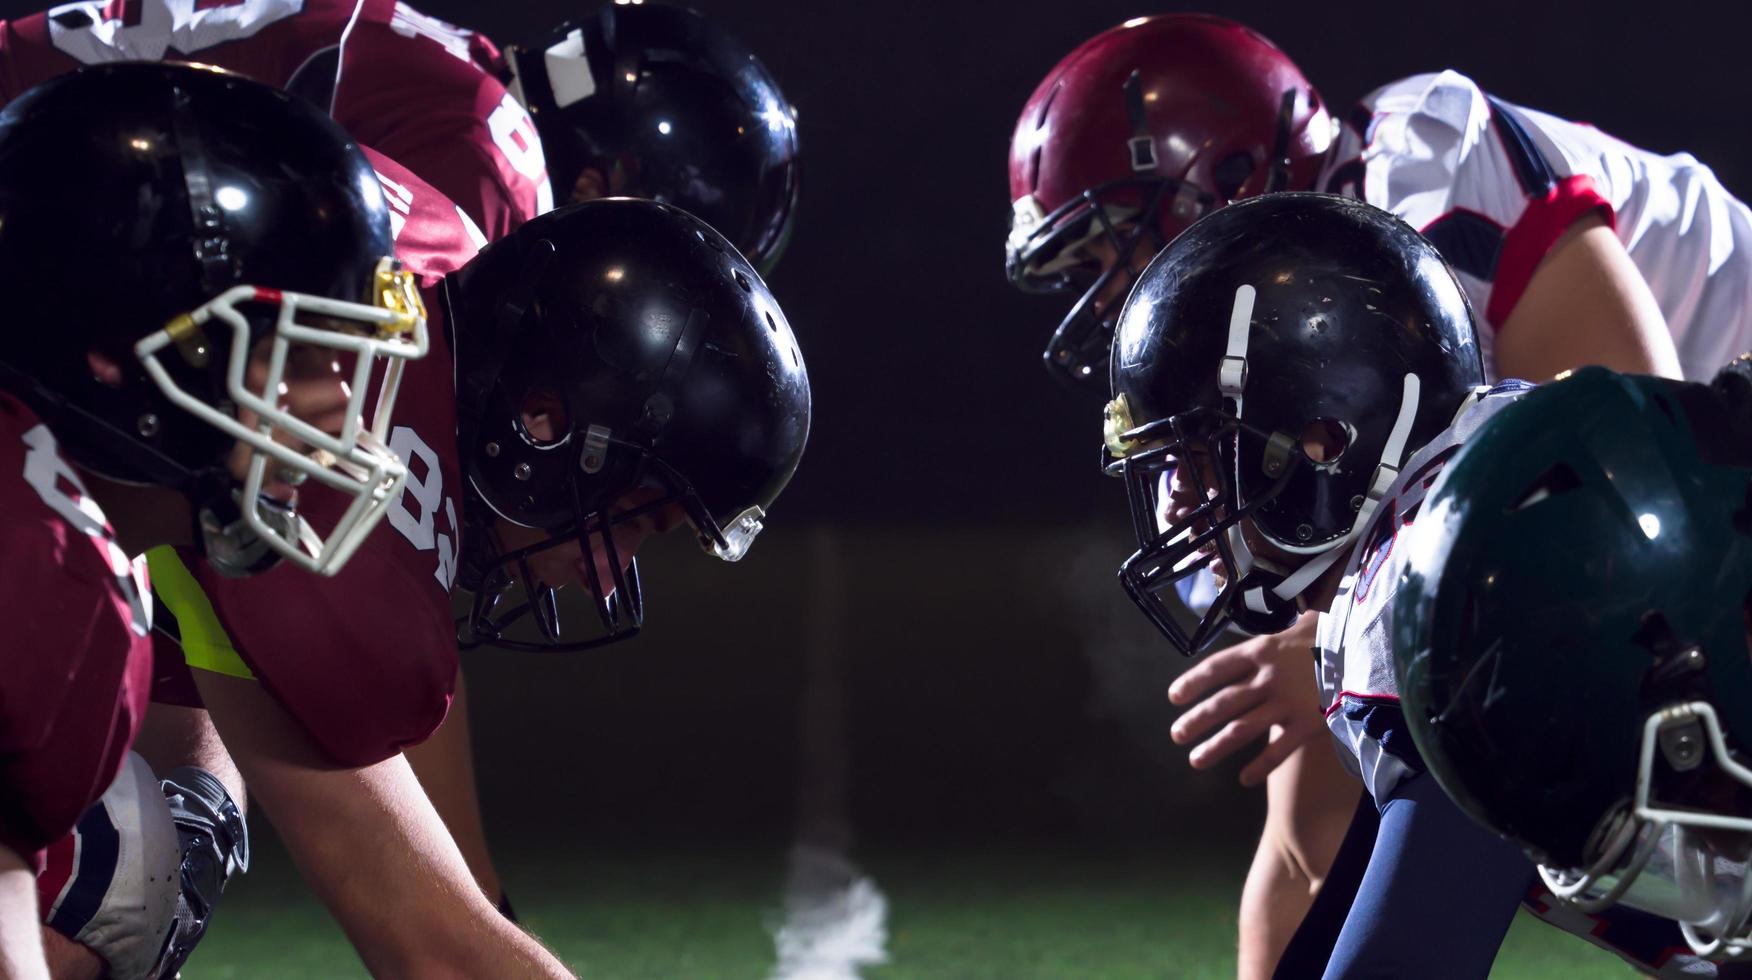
[1263, 89, 1300, 194]
[1218, 283, 1263, 606]
[1123, 70, 1159, 174]
[192, 476, 297, 579]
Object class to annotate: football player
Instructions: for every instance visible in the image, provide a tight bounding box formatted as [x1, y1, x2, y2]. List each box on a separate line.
[419, 0, 803, 906]
[0, 60, 428, 978]
[0, 0, 551, 919]
[0, 4, 543, 963]
[1104, 192, 1737, 976]
[1007, 14, 1748, 972]
[0, 10, 516, 959]
[153, 187, 810, 977]
[1392, 359, 1752, 967]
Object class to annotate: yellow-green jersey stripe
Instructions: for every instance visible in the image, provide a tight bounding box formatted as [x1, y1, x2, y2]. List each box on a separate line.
[145, 545, 256, 681]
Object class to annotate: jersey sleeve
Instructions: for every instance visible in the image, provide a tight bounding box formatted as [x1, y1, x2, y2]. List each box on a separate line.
[1319, 71, 1613, 339]
[0, 401, 151, 864]
[334, 4, 552, 239]
[177, 505, 459, 768]
[0, 10, 54, 105]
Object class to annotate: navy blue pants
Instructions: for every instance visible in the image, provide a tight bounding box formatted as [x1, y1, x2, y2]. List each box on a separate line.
[1273, 772, 1535, 979]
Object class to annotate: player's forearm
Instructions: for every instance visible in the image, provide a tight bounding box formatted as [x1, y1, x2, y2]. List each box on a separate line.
[135, 703, 246, 815]
[401, 674, 505, 904]
[354, 914, 570, 980]
[1237, 826, 1315, 980]
[245, 757, 564, 975]
[38, 929, 99, 980]
[316, 814, 570, 978]
[0, 850, 49, 980]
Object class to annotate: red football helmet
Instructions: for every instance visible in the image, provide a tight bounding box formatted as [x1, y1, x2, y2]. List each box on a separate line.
[1007, 14, 1332, 386]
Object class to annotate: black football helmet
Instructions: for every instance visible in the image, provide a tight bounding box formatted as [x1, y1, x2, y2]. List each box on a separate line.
[1104, 193, 1485, 655]
[0, 62, 427, 576]
[503, 2, 800, 273]
[446, 197, 811, 651]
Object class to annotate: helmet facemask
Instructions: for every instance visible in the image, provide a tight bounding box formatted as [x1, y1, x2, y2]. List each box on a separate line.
[460, 471, 653, 654]
[1537, 602, 1752, 960]
[1106, 404, 1305, 653]
[459, 433, 760, 653]
[1541, 699, 1752, 960]
[1008, 178, 1212, 387]
[132, 258, 429, 577]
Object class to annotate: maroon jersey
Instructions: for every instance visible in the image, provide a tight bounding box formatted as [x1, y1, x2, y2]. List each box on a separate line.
[0, 0, 550, 238]
[170, 149, 474, 767]
[0, 393, 152, 870]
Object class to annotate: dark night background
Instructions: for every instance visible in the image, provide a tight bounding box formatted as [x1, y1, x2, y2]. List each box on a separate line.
[10, 1, 1752, 970]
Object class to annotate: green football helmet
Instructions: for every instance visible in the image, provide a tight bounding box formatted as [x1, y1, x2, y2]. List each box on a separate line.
[1394, 362, 1752, 959]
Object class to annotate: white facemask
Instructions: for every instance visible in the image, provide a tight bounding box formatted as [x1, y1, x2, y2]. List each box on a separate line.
[133, 257, 429, 575]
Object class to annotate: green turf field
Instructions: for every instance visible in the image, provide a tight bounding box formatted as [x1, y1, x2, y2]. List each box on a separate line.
[183, 836, 1641, 978]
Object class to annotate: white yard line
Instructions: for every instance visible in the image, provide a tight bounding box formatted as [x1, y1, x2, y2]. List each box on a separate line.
[768, 530, 889, 980]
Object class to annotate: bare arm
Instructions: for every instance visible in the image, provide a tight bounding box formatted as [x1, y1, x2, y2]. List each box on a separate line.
[192, 671, 571, 980]
[1493, 213, 1683, 381]
[401, 674, 505, 906]
[0, 846, 48, 980]
[133, 703, 245, 815]
[1236, 739, 1357, 980]
[38, 930, 97, 980]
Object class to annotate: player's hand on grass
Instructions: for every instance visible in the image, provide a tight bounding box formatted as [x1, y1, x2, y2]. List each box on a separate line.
[1167, 611, 1322, 787]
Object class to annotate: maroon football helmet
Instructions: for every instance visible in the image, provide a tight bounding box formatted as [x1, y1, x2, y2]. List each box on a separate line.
[1006, 14, 1332, 386]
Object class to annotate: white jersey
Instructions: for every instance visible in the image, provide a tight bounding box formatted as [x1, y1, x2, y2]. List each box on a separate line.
[1315, 381, 1533, 806]
[1317, 71, 1752, 382]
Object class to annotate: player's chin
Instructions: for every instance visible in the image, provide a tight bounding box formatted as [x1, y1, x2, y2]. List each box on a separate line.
[574, 554, 632, 599]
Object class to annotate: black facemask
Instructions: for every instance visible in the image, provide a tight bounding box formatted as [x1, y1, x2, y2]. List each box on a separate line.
[1108, 407, 1306, 655]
